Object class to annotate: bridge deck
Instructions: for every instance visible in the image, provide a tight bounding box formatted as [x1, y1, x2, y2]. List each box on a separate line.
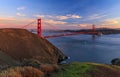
[43, 32, 99, 38]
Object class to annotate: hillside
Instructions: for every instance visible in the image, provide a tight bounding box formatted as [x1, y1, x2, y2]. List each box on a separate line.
[63, 28, 120, 35]
[0, 28, 66, 65]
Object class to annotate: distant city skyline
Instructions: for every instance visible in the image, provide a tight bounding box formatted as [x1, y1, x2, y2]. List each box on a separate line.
[0, 0, 120, 30]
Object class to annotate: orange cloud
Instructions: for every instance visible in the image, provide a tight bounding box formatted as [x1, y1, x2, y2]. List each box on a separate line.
[98, 25, 120, 29]
[0, 17, 16, 21]
[78, 24, 92, 27]
[102, 19, 119, 25]
[0, 17, 36, 28]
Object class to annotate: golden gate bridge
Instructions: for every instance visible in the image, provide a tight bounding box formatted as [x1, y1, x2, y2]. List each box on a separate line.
[22, 19, 100, 38]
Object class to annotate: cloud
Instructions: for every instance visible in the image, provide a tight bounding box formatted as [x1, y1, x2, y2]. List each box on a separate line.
[34, 14, 82, 20]
[71, 15, 81, 19]
[17, 6, 26, 11]
[88, 14, 106, 20]
[0, 17, 37, 28]
[102, 19, 119, 25]
[57, 14, 82, 20]
[78, 24, 92, 27]
[33, 14, 45, 18]
[16, 13, 26, 16]
[56, 16, 69, 20]
[44, 20, 67, 25]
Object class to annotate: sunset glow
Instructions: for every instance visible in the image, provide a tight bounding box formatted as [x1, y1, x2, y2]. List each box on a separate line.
[0, 0, 120, 29]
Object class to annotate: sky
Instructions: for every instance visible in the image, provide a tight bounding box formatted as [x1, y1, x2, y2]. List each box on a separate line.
[0, 0, 120, 30]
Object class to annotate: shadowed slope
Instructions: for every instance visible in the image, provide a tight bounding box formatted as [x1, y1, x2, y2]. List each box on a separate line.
[0, 49, 18, 66]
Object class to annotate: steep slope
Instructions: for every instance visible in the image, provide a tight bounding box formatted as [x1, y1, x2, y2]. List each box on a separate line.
[0, 28, 66, 65]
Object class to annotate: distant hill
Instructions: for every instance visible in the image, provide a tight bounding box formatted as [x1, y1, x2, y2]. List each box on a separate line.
[63, 28, 120, 35]
[0, 28, 66, 66]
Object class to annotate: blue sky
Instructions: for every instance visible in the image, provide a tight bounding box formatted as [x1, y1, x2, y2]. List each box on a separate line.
[0, 0, 120, 29]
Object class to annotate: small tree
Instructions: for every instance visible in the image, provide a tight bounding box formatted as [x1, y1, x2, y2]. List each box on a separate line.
[22, 59, 41, 68]
[111, 58, 120, 66]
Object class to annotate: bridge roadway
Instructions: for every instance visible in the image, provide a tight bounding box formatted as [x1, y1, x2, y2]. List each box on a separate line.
[43, 32, 99, 38]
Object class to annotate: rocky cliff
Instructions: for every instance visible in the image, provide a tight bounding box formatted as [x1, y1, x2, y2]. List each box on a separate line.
[0, 28, 66, 65]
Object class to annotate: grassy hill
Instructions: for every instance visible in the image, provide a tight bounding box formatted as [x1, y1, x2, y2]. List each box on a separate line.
[1, 62, 120, 77]
[51, 62, 120, 77]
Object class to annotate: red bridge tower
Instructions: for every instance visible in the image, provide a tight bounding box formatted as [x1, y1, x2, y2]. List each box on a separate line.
[37, 19, 42, 37]
[92, 24, 96, 33]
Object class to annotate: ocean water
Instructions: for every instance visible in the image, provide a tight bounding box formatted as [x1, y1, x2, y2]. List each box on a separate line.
[45, 33, 120, 64]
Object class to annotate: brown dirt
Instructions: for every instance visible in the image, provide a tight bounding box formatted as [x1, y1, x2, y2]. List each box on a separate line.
[0, 28, 66, 64]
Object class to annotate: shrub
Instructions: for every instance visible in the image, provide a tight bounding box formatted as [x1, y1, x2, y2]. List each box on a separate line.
[0, 66, 44, 77]
[111, 58, 120, 66]
[40, 64, 59, 76]
[22, 59, 41, 68]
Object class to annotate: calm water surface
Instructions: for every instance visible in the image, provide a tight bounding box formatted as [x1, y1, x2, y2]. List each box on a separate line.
[44, 32, 120, 64]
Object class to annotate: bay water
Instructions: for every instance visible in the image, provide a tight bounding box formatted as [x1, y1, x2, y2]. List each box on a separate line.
[45, 33, 120, 64]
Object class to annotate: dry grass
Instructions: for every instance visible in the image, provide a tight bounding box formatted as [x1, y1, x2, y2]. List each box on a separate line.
[0, 66, 44, 77]
[91, 64, 120, 77]
[40, 64, 59, 77]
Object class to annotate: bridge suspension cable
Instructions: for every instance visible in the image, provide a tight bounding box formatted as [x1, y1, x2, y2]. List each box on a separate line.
[21, 21, 36, 29]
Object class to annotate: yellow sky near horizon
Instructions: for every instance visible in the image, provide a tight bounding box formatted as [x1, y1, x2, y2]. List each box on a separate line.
[0, 17, 120, 29]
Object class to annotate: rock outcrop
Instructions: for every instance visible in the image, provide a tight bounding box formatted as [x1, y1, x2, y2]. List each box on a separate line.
[0, 28, 66, 65]
[111, 58, 120, 66]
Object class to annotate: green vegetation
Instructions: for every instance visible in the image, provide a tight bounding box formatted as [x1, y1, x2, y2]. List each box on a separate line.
[0, 62, 120, 77]
[51, 62, 120, 77]
[51, 62, 94, 77]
